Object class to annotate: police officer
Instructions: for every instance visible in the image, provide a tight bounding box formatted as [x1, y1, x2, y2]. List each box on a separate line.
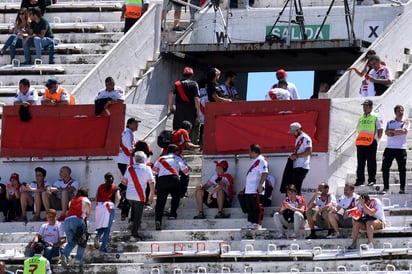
[24, 242, 51, 274]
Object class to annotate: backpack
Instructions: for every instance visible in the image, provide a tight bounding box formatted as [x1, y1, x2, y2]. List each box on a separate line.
[157, 130, 172, 148]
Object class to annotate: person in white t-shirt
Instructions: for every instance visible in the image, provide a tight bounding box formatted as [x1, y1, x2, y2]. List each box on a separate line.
[381, 105, 409, 194]
[271, 69, 299, 99]
[266, 80, 291, 101]
[13, 78, 39, 106]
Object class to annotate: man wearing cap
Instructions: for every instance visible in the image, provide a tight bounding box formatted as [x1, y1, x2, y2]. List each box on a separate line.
[355, 99, 383, 187]
[13, 78, 39, 106]
[168, 67, 201, 143]
[41, 79, 75, 105]
[288, 122, 312, 194]
[272, 69, 299, 100]
[193, 160, 233, 219]
[5, 173, 22, 222]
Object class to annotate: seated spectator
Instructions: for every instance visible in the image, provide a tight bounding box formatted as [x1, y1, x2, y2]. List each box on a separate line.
[0, 260, 14, 274]
[0, 8, 31, 62]
[305, 182, 336, 239]
[238, 174, 275, 213]
[5, 173, 22, 222]
[21, 0, 47, 16]
[30, 209, 66, 261]
[24, 7, 54, 65]
[273, 184, 306, 239]
[20, 167, 50, 222]
[266, 80, 291, 101]
[0, 183, 8, 222]
[347, 193, 384, 249]
[327, 183, 359, 239]
[193, 160, 233, 219]
[94, 76, 125, 115]
[43, 166, 79, 222]
[41, 79, 75, 105]
[13, 78, 39, 106]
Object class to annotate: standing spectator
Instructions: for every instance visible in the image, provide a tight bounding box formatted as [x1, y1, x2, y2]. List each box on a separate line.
[30, 209, 66, 261]
[198, 79, 208, 147]
[41, 79, 75, 105]
[161, 0, 185, 31]
[273, 184, 306, 239]
[0, 184, 8, 222]
[288, 122, 312, 194]
[347, 194, 384, 249]
[24, 242, 51, 274]
[13, 78, 39, 106]
[272, 69, 299, 99]
[266, 80, 291, 101]
[354, 99, 383, 186]
[94, 77, 125, 115]
[193, 160, 233, 219]
[367, 55, 392, 96]
[124, 152, 155, 238]
[60, 187, 91, 267]
[327, 183, 359, 239]
[21, 0, 47, 16]
[347, 50, 377, 97]
[238, 173, 275, 213]
[206, 68, 232, 102]
[305, 182, 336, 239]
[381, 105, 409, 194]
[220, 71, 240, 100]
[5, 173, 22, 222]
[168, 67, 200, 143]
[121, 0, 149, 33]
[242, 144, 268, 230]
[20, 167, 50, 222]
[152, 144, 190, 230]
[0, 8, 31, 62]
[94, 173, 120, 251]
[24, 7, 54, 64]
[118, 118, 140, 220]
[43, 166, 79, 222]
[0, 260, 14, 274]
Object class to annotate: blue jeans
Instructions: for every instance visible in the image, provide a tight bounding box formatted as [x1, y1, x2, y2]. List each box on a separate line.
[2, 34, 23, 61]
[24, 36, 54, 64]
[96, 207, 115, 252]
[62, 217, 85, 262]
[44, 246, 61, 262]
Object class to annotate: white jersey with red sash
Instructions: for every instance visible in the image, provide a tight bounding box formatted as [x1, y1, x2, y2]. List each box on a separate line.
[293, 132, 312, 169]
[95, 184, 117, 230]
[118, 127, 135, 166]
[245, 154, 268, 194]
[152, 154, 190, 177]
[125, 163, 154, 202]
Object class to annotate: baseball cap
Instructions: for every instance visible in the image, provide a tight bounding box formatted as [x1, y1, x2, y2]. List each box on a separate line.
[288, 122, 301, 133]
[45, 78, 58, 89]
[127, 118, 141, 125]
[276, 69, 287, 79]
[361, 99, 373, 106]
[9, 173, 19, 183]
[183, 67, 194, 75]
[214, 160, 229, 172]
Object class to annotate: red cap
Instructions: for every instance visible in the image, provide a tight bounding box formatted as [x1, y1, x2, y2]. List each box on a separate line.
[214, 160, 228, 172]
[9, 173, 20, 183]
[276, 69, 287, 79]
[183, 67, 194, 75]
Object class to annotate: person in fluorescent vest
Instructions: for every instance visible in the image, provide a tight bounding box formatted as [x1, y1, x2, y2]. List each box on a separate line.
[121, 0, 149, 34]
[24, 242, 51, 274]
[354, 99, 383, 186]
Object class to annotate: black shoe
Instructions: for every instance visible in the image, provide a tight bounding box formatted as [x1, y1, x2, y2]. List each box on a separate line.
[305, 233, 318, 239]
[399, 189, 405, 194]
[155, 221, 161, 231]
[354, 181, 364, 186]
[367, 181, 376, 186]
[172, 26, 186, 31]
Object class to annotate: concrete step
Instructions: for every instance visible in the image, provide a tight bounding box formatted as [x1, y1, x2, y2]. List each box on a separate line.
[0, 53, 104, 66]
[0, 32, 123, 44]
[0, 74, 86, 86]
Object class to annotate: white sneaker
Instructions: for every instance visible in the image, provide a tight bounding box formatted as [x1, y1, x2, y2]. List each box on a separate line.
[367, 242, 374, 249]
[247, 223, 261, 230]
[326, 232, 340, 239]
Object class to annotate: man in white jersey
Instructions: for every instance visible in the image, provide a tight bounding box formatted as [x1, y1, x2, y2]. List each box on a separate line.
[381, 105, 409, 194]
[288, 122, 312, 194]
[242, 144, 268, 230]
[13, 78, 39, 106]
[95, 76, 124, 115]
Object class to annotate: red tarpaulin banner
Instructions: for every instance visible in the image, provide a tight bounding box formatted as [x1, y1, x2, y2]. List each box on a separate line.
[203, 99, 330, 155]
[1, 104, 125, 157]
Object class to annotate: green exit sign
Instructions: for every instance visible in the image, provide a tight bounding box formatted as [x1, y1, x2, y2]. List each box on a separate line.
[266, 25, 330, 40]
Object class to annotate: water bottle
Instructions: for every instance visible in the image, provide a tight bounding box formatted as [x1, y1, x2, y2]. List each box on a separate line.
[11, 36, 18, 46]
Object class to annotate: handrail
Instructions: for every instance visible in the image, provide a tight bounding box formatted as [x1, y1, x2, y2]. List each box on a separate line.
[334, 103, 382, 152]
[141, 112, 172, 141]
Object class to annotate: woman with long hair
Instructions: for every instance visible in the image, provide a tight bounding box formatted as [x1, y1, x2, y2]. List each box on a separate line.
[0, 8, 31, 62]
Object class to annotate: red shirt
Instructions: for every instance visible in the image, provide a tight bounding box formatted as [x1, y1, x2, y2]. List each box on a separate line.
[160, 128, 191, 156]
[96, 183, 117, 203]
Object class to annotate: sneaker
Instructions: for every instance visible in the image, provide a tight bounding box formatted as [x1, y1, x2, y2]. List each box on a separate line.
[247, 223, 261, 230]
[57, 214, 66, 222]
[381, 188, 389, 194]
[288, 232, 297, 239]
[19, 216, 28, 223]
[30, 215, 41, 222]
[93, 235, 100, 249]
[155, 221, 161, 231]
[367, 181, 376, 186]
[274, 233, 287, 239]
[305, 233, 318, 239]
[399, 189, 405, 194]
[347, 242, 357, 250]
[215, 211, 231, 219]
[60, 254, 68, 268]
[172, 26, 186, 31]
[367, 242, 374, 249]
[354, 181, 364, 186]
[193, 212, 206, 219]
[167, 216, 176, 220]
[241, 222, 252, 229]
[326, 232, 340, 239]
[73, 260, 82, 266]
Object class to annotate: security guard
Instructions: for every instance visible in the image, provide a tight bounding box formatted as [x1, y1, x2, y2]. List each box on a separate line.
[121, 0, 149, 33]
[24, 242, 51, 274]
[355, 99, 383, 187]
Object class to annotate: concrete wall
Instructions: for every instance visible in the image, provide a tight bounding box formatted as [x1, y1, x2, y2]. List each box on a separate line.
[72, 4, 162, 104]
